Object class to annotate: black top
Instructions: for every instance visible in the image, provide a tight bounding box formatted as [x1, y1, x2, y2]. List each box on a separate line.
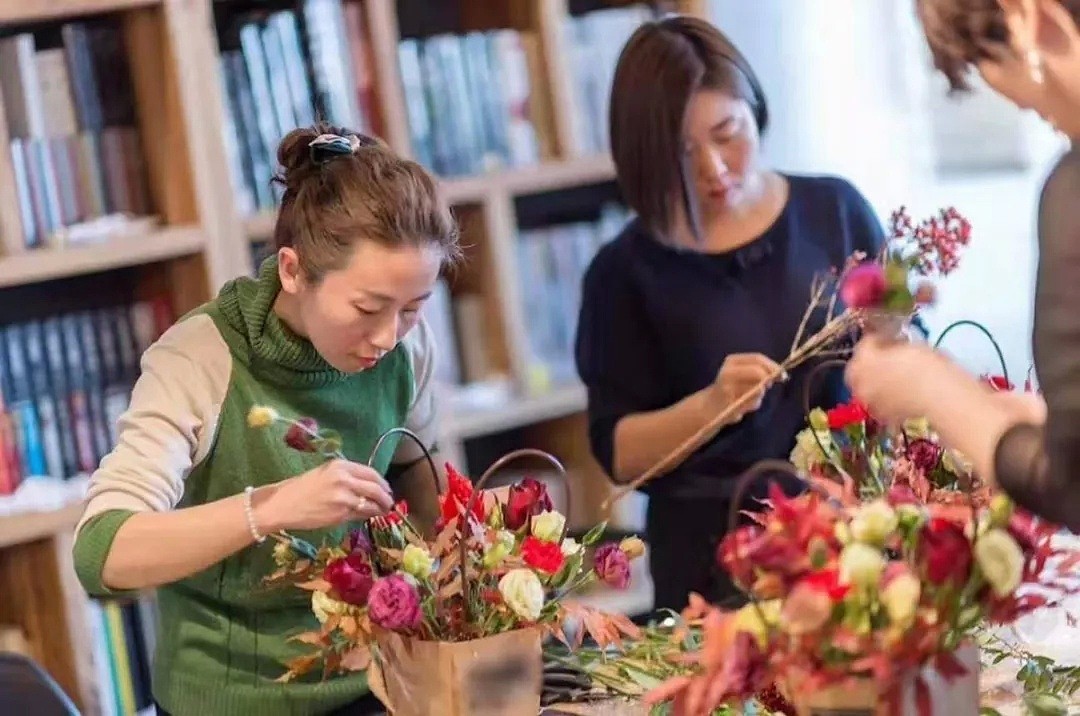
[994, 146, 1080, 532]
[574, 174, 885, 501]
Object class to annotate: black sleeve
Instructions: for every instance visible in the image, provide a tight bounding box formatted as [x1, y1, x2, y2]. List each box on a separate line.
[994, 150, 1080, 532]
[574, 247, 668, 479]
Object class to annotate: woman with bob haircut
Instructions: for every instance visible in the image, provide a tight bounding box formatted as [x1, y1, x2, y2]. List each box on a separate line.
[574, 14, 886, 611]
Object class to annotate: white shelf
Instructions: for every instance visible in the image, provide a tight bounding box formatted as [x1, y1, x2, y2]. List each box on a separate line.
[445, 383, 587, 440]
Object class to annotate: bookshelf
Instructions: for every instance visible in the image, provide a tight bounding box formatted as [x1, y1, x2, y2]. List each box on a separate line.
[0, 0, 707, 711]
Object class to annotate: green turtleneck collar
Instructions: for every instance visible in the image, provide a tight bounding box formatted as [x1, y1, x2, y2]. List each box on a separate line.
[213, 256, 350, 388]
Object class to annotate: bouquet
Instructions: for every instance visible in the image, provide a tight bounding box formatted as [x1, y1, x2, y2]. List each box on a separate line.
[606, 205, 972, 507]
[789, 399, 991, 516]
[248, 407, 644, 713]
[642, 460, 1080, 716]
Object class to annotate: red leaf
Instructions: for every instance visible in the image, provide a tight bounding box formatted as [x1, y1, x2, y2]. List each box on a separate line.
[914, 676, 932, 716]
[934, 650, 969, 680]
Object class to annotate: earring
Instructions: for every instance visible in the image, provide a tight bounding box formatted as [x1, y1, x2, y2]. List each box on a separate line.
[1027, 47, 1045, 84]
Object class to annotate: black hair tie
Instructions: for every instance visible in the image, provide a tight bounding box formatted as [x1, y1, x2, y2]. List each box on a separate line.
[308, 132, 374, 165]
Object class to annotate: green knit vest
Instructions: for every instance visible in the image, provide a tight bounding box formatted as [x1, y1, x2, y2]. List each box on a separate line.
[74, 259, 414, 715]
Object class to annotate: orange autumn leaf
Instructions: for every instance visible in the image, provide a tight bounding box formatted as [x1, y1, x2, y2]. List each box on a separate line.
[341, 645, 372, 671]
[296, 577, 332, 592]
[289, 631, 326, 646]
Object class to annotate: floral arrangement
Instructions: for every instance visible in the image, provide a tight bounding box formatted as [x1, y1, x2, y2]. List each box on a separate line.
[789, 400, 991, 515]
[643, 472, 1080, 716]
[543, 608, 795, 715]
[606, 205, 972, 506]
[839, 205, 971, 314]
[247, 406, 645, 683]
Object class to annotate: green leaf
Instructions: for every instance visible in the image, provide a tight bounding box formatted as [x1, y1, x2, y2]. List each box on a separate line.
[979, 709, 1004, 716]
[1024, 693, 1067, 716]
[581, 521, 609, 546]
[315, 429, 343, 455]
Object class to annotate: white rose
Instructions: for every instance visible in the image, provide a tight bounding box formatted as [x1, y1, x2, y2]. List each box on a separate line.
[498, 568, 545, 621]
[881, 572, 921, 627]
[975, 528, 1025, 597]
[840, 543, 885, 590]
[560, 538, 582, 556]
[531, 510, 566, 543]
[850, 501, 898, 545]
[790, 428, 831, 473]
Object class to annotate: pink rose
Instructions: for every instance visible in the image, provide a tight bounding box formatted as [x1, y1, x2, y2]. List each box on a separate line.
[840, 263, 886, 309]
[368, 574, 422, 631]
[593, 544, 631, 589]
[323, 555, 374, 606]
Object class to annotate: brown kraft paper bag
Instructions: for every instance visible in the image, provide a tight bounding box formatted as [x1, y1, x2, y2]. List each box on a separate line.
[368, 626, 544, 716]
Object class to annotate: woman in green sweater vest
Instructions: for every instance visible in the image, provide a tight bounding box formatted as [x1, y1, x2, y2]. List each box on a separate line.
[71, 124, 460, 716]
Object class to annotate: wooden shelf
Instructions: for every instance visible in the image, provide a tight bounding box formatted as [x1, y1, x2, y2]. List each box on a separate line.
[447, 382, 587, 440]
[0, 503, 83, 550]
[243, 155, 617, 241]
[0, 0, 159, 24]
[0, 225, 207, 289]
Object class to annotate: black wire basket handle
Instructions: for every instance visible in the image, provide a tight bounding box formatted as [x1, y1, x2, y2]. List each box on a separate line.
[932, 319, 1009, 386]
[726, 459, 807, 537]
[366, 426, 444, 499]
[801, 358, 852, 418]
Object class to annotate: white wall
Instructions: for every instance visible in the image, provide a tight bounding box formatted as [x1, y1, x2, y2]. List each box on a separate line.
[708, 0, 1068, 382]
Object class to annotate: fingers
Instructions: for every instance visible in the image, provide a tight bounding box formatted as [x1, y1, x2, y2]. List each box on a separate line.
[339, 460, 392, 493]
[722, 354, 783, 388]
[329, 461, 395, 514]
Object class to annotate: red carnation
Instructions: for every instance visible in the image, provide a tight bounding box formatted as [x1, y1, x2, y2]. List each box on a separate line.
[800, 568, 850, 602]
[503, 478, 553, 530]
[285, 417, 319, 452]
[826, 401, 870, 430]
[439, 464, 485, 525]
[839, 262, 886, 309]
[323, 554, 375, 605]
[521, 535, 565, 574]
[918, 518, 972, 586]
[982, 374, 1014, 392]
[905, 438, 943, 475]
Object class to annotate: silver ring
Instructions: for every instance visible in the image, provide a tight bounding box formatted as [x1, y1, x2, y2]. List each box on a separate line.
[355, 497, 368, 512]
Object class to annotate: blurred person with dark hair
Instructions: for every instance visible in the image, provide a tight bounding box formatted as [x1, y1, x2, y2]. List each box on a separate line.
[574, 15, 885, 612]
[847, 0, 1080, 533]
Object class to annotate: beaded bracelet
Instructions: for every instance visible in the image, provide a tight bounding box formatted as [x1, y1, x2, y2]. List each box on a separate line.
[243, 486, 266, 543]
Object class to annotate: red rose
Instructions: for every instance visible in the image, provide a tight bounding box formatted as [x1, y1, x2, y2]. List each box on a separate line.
[323, 554, 375, 605]
[521, 535, 565, 574]
[918, 518, 972, 586]
[905, 438, 943, 475]
[285, 417, 319, 452]
[503, 478, 553, 530]
[839, 262, 886, 309]
[826, 401, 870, 430]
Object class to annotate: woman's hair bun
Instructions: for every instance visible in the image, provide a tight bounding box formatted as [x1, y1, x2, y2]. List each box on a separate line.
[274, 121, 379, 193]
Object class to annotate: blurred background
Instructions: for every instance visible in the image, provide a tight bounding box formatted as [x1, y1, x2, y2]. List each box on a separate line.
[0, 1, 1065, 713]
